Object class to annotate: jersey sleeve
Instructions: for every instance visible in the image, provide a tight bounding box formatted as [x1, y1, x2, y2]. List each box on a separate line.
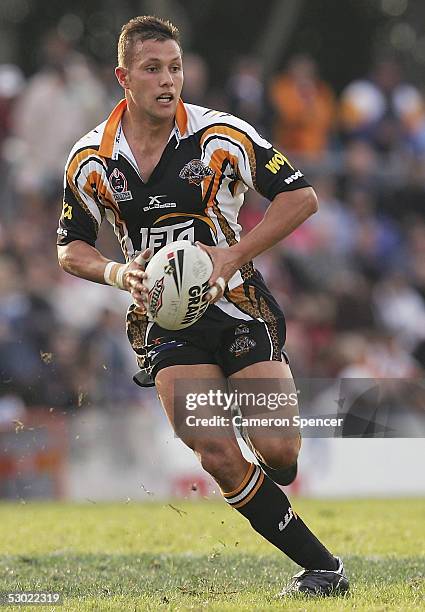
[249, 140, 311, 200]
[200, 114, 310, 202]
[57, 147, 106, 247]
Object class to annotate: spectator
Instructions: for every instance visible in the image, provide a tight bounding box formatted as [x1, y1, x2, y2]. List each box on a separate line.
[384, 157, 425, 222]
[338, 139, 380, 202]
[0, 64, 25, 223]
[270, 54, 335, 158]
[0, 64, 25, 150]
[406, 219, 425, 298]
[80, 309, 137, 405]
[373, 273, 425, 350]
[226, 55, 273, 138]
[0, 37, 423, 416]
[11, 30, 107, 200]
[339, 57, 425, 155]
[181, 53, 210, 106]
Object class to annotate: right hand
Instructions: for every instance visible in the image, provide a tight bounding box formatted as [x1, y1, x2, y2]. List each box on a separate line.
[123, 248, 152, 311]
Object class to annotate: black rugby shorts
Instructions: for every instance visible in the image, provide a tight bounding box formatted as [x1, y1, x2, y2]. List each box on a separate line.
[133, 271, 288, 387]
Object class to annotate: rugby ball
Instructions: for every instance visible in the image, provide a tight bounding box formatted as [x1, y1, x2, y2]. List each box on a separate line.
[144, 240, 213, 330]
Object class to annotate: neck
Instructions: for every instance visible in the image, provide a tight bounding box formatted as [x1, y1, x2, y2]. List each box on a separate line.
[122, 98, 175, 150]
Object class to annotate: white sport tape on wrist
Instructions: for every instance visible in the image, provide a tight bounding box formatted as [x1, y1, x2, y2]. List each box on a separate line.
[115, 265, 125, 289]
[104, 261, 126, 289]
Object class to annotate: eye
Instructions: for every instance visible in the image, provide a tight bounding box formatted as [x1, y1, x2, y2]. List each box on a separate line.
[171, 65, 182, 73]
[146, 66, 158, 72]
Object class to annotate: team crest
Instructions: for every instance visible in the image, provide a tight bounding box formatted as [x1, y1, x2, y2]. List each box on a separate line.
[179, 159, 214, 186]
[109, 168, 133, 202]
[229, 335, 256, 357]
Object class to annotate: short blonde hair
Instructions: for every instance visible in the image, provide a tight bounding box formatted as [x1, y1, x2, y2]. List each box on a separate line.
[118, 15, 181, 67]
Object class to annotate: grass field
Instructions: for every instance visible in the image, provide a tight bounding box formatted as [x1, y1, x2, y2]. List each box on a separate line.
[0, 498, 424, 610]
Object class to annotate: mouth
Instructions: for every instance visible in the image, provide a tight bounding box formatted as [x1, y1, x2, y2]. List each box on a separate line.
[156, 93, 174, 105]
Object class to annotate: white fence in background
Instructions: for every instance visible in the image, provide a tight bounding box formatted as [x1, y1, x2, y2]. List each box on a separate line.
[66, 401, 425, 501]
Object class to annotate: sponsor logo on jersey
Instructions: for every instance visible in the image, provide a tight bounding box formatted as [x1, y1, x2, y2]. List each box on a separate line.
[109, 168, 133, 202]
[265, 148, 295, 175]
[57, 227, 68, 237]
[148, 277, 165, 317]
[278, 507, 296, 531]
[140, 220, 195, 253]
[284, 169, 303, 184]
[229, 335, 257, 357]
[143, 195, 177, 212]
[62, 202, 73, 220]
[181, 281, 210, 325]
[179, 159, 214, 186]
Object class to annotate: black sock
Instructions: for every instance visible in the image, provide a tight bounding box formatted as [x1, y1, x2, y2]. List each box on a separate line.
[223, 463, 337, 570]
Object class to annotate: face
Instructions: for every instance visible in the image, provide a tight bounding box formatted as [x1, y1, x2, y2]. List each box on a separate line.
[116, 38, 183, 123]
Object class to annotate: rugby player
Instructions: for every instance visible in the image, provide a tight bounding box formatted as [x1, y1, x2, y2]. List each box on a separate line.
[57, 16, 349, 596]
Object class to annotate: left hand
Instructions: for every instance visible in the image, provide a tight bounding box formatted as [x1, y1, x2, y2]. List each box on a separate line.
[123, 248, 152, 311]
[196, 242, 242, 304]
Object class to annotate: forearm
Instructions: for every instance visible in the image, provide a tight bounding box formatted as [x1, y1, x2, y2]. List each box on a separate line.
[57, 240, 115, 285]
[231, 187, 318, 266]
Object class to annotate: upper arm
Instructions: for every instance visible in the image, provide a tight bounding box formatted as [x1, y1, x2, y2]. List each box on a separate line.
[57, 147, 107, 248]
[57, 240, 84, 269]
[270, 185, 318, 214]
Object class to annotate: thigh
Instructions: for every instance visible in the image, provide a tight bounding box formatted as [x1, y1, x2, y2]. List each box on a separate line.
[132, 320, 217, 387]
[155, 363, 239, 450]
[229, 360, 301, 459]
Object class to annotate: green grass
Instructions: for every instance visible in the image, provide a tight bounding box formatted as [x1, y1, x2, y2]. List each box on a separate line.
[0, 498, 424, 610]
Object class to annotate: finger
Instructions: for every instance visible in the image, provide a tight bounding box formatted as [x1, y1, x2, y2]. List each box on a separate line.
[129, 269, 148, 283]
[131, 289, 148, 308]
[206, 277, 226, 303]
[207, 276, 226, 294]
[206, 285, 219, 302]
[130, 280, 148, 293]
[130, 282, 148, 296]
[216, 276, 226, 292]
[142, 248, 152, 261]
[195, 242, 213, 257]
[127, 270, 148, 287]
[134, 248, 152, 269]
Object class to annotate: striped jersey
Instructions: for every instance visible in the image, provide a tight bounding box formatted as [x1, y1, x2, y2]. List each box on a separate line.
[58, 98, 310, 341]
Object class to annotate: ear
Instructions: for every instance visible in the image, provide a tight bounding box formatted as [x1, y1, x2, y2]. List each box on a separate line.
[115, 66, 129, 90]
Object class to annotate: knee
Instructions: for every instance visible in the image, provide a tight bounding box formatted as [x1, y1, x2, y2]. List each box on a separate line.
[194, 440, 242, 481]
[260, 437, 300, 470]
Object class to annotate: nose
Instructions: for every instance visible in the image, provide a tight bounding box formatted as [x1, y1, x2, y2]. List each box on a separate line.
[159, 67, 174, 88]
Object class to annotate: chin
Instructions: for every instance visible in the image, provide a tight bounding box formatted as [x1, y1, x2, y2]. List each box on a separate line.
[153, 106, 177, 122]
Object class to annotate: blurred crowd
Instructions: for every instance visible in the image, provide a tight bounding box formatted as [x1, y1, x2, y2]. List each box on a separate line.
[0, 31, 424, 415]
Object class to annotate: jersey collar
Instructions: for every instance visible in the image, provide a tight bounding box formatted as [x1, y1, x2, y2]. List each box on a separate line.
[98, 98, 188, 159]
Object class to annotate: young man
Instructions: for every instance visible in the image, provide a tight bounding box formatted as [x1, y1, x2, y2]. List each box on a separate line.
[57, 16, 349, 596]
